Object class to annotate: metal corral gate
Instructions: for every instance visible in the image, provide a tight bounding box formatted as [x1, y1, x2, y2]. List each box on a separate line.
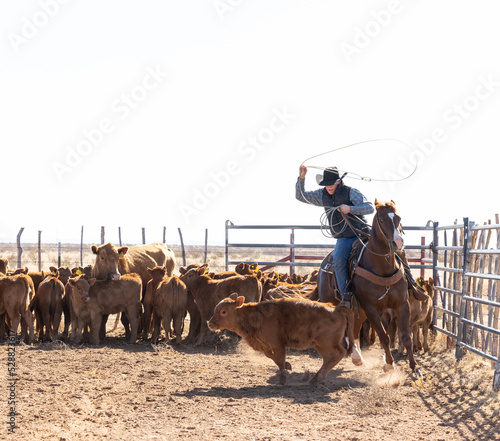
[432, 218, 500, 391]
[225, 219, 500, 390]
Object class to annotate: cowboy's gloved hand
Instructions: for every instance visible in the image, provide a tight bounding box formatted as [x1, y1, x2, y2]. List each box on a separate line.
[339, 204, 351, 214]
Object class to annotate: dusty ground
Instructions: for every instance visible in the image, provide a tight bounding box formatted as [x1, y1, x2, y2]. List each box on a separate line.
[1, 328, 499, 441]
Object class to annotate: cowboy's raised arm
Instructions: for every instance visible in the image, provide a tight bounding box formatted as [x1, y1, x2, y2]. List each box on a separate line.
[295, 166, 323, 206]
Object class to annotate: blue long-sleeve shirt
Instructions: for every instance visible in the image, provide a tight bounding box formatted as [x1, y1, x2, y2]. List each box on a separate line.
[295, 177, 374, 216]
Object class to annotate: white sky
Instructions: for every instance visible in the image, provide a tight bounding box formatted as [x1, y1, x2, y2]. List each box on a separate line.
[1, 0, 499, 247]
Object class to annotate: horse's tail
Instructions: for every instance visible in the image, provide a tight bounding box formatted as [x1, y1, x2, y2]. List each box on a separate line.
[336, 304, 355, 356]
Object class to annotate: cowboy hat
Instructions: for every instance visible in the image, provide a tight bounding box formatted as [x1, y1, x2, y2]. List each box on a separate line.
[317, 167, 340, 186]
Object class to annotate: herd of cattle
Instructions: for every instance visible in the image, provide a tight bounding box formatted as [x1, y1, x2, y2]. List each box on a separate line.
[0, 242, 435, 383]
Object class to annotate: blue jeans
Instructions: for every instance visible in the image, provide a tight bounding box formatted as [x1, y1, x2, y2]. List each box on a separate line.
[333, 237, 357, 296]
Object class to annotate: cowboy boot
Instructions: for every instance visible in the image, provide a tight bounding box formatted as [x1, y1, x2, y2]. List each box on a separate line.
[339, 291, 353, 309]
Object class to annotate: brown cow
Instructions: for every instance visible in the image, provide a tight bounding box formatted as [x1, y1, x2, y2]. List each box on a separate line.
[91, 242, 175, 286]
[0, 274, 35, 343]
[142, 266, 169, 339]
[0, 258, 8, 274]
[68, 273, 142, 345]
[210, 270, 238, 279]
[8, 267, 36, 302]
[11, 268, 50, 299]
[50, 266, 72, 286]
[152, 276, 188, 344]
[235, 262, 259, 275]
[179, 267, 262, 345]
[91, 242, 175, 335]
[261, 277, 315, 300]
[308, 269, 319, 283]
[61, 268, 94, 341]
[178, 264, 206, 344]
[30, 274, 64, 341]
[208, 294, 354, 385]
[411, 277, 435, 352]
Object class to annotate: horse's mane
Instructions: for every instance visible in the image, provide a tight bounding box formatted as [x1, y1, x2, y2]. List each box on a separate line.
[374, 199, 397, 211]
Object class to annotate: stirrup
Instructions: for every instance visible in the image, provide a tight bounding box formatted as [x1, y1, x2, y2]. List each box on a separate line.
[340, 292, 353, 309]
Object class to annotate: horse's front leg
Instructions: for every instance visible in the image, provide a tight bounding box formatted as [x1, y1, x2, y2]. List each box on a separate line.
[395, 299, 417, 373]
[364, 305, 394, 372]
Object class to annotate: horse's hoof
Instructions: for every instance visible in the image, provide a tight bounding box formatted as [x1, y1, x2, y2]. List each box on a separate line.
[412, 368, 423, 379]
[383, 363, 395, 373]
[351, 354, 364, 366]
[284, 362, 292, 371]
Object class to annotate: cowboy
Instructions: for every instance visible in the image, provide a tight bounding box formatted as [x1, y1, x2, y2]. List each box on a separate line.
[296, 165, 374, 307]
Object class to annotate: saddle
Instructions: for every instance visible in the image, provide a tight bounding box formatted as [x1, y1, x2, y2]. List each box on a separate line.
[320, 238, 367, 301]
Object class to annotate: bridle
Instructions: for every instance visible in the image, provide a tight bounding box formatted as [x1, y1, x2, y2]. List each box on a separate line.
[340, 209, 403, 260]
[374, 210, 402, 254]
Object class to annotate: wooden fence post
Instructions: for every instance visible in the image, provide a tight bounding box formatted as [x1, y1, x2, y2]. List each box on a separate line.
[58, 242, 61, 268]
[38, 230, 42, 271]
[178, 228, 186, 267]
[101, 226, 105, 245]
[204, 228, 208, 264]
[118, 227, 122, 247]
[80, 226, 84, 267]
[163, 227, 166, 244]
[17, 227, 24, 269]
[142, 228, 146, 245]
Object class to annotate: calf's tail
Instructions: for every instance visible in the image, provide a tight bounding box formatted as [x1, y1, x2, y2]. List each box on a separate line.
[335, 304, 355, 356]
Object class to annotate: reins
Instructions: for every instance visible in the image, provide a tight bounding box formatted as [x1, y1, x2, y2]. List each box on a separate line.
[340, 211, 396, 259]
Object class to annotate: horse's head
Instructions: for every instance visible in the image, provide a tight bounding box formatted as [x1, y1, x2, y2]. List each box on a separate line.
[374, 199, 404, 252]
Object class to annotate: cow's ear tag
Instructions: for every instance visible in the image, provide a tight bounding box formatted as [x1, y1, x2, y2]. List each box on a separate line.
[204, 267, 209, 274]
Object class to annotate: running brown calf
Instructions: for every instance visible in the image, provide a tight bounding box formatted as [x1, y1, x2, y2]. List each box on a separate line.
[208, 294, 354, 385]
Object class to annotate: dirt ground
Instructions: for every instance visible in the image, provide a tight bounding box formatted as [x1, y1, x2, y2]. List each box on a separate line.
[1, 327, 499, 441]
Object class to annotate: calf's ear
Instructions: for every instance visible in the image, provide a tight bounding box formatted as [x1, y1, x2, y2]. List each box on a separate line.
[89, 278, 96, 286]
[118, 247, 128, 257]
[229, 293, 238, 300]
[179, 267, 186, 275]
[236, 296, 245, 308]
[91, 245, 99, 255]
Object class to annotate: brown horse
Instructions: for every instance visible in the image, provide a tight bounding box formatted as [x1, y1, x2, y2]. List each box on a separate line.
[351, 200, 418, 373]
